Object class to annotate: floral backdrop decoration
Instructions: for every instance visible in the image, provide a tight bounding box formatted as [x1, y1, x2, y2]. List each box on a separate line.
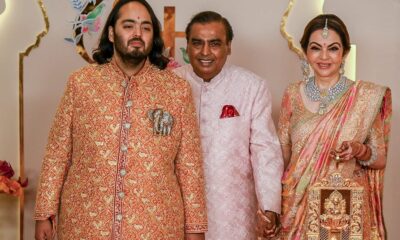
[0, 160, 28, 197]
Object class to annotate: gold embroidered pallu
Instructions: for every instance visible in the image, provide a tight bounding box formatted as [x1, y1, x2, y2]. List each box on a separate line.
[306, 171, 364, 240]
[278, 80, 392, 240]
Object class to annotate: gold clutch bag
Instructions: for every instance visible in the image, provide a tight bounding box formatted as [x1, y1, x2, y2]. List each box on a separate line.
[306, 172, 363, 240]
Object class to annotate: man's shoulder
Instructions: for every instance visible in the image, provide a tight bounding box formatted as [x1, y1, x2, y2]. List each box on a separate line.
[151, 65, 186, 82]
[69, 63, 103, 78]
[226, 65, 265, 82]
[149, 65, 190, 91]
[172, 64, 193, 79]
[227, 65, 265, 85]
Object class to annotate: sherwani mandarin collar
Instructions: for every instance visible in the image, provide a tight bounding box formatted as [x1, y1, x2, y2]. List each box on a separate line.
[109, 58, 152, 81]
[188, 64, 230, 90]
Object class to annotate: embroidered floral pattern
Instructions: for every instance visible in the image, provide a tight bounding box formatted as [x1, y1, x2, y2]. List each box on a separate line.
[35, 61, 207, 239]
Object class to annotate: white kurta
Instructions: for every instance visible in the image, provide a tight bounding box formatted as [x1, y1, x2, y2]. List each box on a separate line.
[174, 64, 283, 240]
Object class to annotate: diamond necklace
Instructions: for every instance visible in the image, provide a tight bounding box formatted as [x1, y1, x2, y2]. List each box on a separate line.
[305, 75, 348, 115]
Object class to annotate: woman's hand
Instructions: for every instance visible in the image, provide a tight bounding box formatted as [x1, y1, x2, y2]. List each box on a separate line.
[331, 141, 370, 161]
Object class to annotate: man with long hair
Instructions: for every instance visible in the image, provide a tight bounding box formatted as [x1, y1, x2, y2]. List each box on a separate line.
[34, 1, 207, 239]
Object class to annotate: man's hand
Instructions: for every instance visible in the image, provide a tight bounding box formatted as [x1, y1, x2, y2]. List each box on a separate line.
[185, 233, 205, 240]
[257, 210, 281, 239]
[35, 219, 53, 240]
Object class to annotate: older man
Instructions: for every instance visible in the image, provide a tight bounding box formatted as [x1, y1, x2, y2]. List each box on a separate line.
[174, 11, 283, 240]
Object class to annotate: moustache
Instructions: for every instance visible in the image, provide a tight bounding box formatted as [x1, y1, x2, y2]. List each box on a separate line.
[128, 38, 145, 45]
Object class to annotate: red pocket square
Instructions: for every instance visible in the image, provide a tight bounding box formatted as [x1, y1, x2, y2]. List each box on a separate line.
[220, 105, 240, 118]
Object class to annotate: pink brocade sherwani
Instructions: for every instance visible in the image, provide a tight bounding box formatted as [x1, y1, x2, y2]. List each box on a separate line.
[34, 61, 207, 239]
[174, 64, 283, 240]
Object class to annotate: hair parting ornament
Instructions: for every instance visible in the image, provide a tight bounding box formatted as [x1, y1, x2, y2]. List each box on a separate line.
[322, 18, 329, 39]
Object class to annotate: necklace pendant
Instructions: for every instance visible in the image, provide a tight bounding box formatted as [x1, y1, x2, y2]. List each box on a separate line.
[320, 89, 328, 98]
[318, 103, 327, 115]
[304, 76, 349, 108]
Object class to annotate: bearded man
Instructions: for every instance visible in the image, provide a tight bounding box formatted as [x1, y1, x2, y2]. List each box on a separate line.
[34, 1, 207, 239]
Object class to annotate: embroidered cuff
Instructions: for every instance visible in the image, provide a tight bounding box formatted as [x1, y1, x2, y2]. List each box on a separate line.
[185, 222, 208, 233]
[34, 212, 56, 221]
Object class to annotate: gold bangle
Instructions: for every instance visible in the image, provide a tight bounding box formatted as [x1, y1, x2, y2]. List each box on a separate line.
[358, 145, 376, 166]
[355, 144, 367, 159]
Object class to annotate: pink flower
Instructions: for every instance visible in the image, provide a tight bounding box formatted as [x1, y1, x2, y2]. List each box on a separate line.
[93, 17, 102, 32]
[166, 57, 181, 70]
[0, 160, 14, 178]
[82, 26, 89, 33]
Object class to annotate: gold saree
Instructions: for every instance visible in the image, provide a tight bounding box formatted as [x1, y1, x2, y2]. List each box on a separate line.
[278, 80, 392, 240]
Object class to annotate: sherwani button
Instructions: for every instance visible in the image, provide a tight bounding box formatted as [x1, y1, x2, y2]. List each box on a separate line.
[121, 80, 127, 88]
[126, 100, 133, 107]
[120, 169, 127, 176]
[118, 192, 125, 198]
[121, 145, 128, 152]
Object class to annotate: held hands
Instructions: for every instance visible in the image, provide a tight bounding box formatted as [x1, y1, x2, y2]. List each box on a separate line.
[330, 141, 371, 162]
[256, 209, 281, 239]
[35, 219, 53, 240]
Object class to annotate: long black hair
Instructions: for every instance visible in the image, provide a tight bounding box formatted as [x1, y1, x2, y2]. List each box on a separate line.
[92, 0, 169, 69]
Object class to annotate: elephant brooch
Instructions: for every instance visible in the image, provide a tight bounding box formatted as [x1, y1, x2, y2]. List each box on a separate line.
[148, 108, 174, 136]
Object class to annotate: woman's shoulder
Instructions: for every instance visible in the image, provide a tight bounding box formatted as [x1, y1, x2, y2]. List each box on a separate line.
[356, 80, 389, 96]
[280, 81, 303, 109]
[357, 80, 388, 90]
[284, 80, 303, 95]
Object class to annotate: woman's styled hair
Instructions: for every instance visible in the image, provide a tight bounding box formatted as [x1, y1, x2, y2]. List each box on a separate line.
[300, 14, 351, 56]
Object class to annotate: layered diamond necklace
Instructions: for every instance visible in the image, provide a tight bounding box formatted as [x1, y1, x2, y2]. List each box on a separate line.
[305, 75, 349, 115]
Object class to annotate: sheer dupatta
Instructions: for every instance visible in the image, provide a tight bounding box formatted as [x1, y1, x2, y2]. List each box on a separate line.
[280, 81, 391, 240]
[281, 82, 358, 239]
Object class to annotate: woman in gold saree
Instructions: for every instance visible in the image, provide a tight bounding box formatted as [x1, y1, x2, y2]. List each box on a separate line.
[278, 14, 392, 239]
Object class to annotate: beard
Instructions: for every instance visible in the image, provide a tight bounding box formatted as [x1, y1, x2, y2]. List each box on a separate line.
[114, 35, 152, 66]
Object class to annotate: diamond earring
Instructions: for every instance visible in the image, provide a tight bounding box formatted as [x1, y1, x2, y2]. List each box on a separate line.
[339, 61, 345, 75]
[301, 59, 311, 81]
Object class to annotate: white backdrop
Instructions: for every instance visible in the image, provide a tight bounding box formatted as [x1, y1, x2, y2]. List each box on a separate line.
[0, 0, 398, 239]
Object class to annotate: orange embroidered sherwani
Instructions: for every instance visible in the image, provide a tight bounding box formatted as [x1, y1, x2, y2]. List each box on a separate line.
[34, 60, 208, 239]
